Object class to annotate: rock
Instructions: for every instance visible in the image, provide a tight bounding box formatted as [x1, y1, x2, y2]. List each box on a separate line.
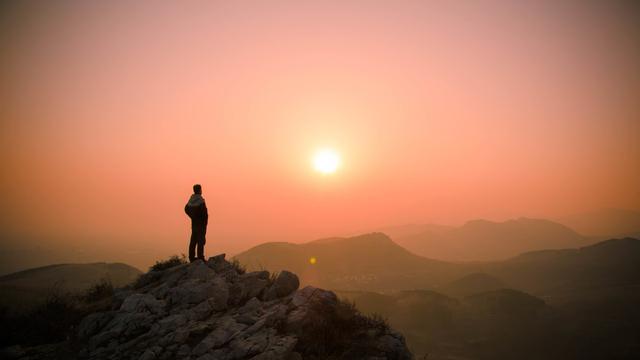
[240, 271, 270, 299]
[167, 277, 228, 308]
[189, 299, 214, 321]
[176, 344, 191, 357]
[139, 345, 162, 360]
[291, 286, 338, 307]
[263, 271, 299, 301]
[236, 312, 259, 325]
[192, 316, 247, 355]
[240, 297, 262, 313]
[286, 287, 337, 334]
[77, 312, 115, 339]
[229, 271, 269, 305]
[207, 253, 228, 271]
[158, 314, 187, 332]
[120, 293, 165, 314]
[248, 336, 298, 360]
[51, 253, 413, 360]
[188, 260, 217, 281]
[228, 328, 274, 358]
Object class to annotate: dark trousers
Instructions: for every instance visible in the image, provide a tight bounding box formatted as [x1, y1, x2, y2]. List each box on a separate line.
[189, 226, 206, 261]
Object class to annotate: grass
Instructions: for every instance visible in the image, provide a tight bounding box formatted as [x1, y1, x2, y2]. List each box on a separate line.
[230, 258, 246, 274]
[292, 297, 392, 358]
[267, 271, 279, 286]
[150, 254, 187, 271]
[81, 278, 114, 303]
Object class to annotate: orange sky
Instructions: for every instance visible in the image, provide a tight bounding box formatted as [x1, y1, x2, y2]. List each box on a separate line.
[1, 1, 639, 271]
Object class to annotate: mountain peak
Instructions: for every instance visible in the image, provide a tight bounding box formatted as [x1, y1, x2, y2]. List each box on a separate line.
[308, 232, 394, 245]
[63, 254, 413, 360]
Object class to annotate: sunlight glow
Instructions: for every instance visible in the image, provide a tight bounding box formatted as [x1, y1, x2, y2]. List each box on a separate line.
[313, 149, 341, 174]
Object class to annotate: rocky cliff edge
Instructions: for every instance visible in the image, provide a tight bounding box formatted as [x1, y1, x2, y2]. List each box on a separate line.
[73, 254, 412, 360]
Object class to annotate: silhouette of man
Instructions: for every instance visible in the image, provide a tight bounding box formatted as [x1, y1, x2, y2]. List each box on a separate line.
[185, 184, 208, 262]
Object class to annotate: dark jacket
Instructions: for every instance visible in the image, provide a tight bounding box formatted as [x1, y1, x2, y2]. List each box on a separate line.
[185, 195, 208, 229]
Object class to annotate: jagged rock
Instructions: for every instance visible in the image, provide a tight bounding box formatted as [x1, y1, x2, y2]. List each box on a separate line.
[77, 311, 115, 339]
[192, 316, 247, 355]
[188, 260, 217, 281]
[46, 254, 413, 360]
[167, 276, 228, 309]
[231, 271, 270, 304]
[286, 286, 338, 333]
[207, 253, 229, 272]
[263, 271, 299, 301]
[120, 293, 165, 314]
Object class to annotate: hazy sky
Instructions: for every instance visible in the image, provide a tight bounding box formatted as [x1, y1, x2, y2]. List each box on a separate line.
[1, 1, 639, 270]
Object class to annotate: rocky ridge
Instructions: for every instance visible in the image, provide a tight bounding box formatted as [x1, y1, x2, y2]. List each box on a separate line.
[74, 254, 412, 360]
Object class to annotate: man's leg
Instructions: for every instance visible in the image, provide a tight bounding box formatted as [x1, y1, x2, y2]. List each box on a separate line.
[197, 228, 206, 260]
[188, 231, 197, 262]
[197, 240, 205, 260]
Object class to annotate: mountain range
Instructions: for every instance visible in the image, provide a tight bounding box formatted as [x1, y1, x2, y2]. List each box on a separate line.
[235, 233, 640, 304]
[379, 217, 590, 261]
[555, 208, 640, 237]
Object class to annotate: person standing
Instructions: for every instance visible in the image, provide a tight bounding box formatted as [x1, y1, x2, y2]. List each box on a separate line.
[185, 184, 208, 262]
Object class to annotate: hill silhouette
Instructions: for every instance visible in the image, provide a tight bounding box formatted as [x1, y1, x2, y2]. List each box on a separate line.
[484, 237, 640, 303]
[236, 234, 640, 303]
[388, 218, 588, 261]
[439, 272, 508, 298]
[0, 263, 141, 311]
[235, 232, 461, 291]
[556, 208, 640, 237]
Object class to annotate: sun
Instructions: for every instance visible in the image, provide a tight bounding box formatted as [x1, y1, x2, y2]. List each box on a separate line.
[313, 148, 341, 174]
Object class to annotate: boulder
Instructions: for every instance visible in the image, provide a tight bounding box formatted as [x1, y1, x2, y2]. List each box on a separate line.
[192, 316, 247, 355]
[120, 293, 165, 314]
[263, 271, 299, 301]
[229, 271, 269, 305]
[207, 253, 229, 272]
[77, 311, 115, 339]
[286, 286, 338, 333]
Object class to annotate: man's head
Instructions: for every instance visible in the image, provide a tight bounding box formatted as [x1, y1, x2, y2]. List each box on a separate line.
[193, 184, 202, 194]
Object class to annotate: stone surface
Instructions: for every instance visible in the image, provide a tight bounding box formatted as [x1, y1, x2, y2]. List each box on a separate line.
[263, 271, 299, 301]
[19, 255, 412, 360]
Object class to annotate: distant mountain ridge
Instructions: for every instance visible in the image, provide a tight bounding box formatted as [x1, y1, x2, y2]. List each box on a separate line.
[555, 208, 640, 237]
[236, 232, 460, 291]
[235, 233, 640, 304]
[383, 217, 589, 261]
[0, 262, 142, 310]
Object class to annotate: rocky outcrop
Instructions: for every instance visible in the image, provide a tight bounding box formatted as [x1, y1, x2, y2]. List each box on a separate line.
[73, 254, 412, 360]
